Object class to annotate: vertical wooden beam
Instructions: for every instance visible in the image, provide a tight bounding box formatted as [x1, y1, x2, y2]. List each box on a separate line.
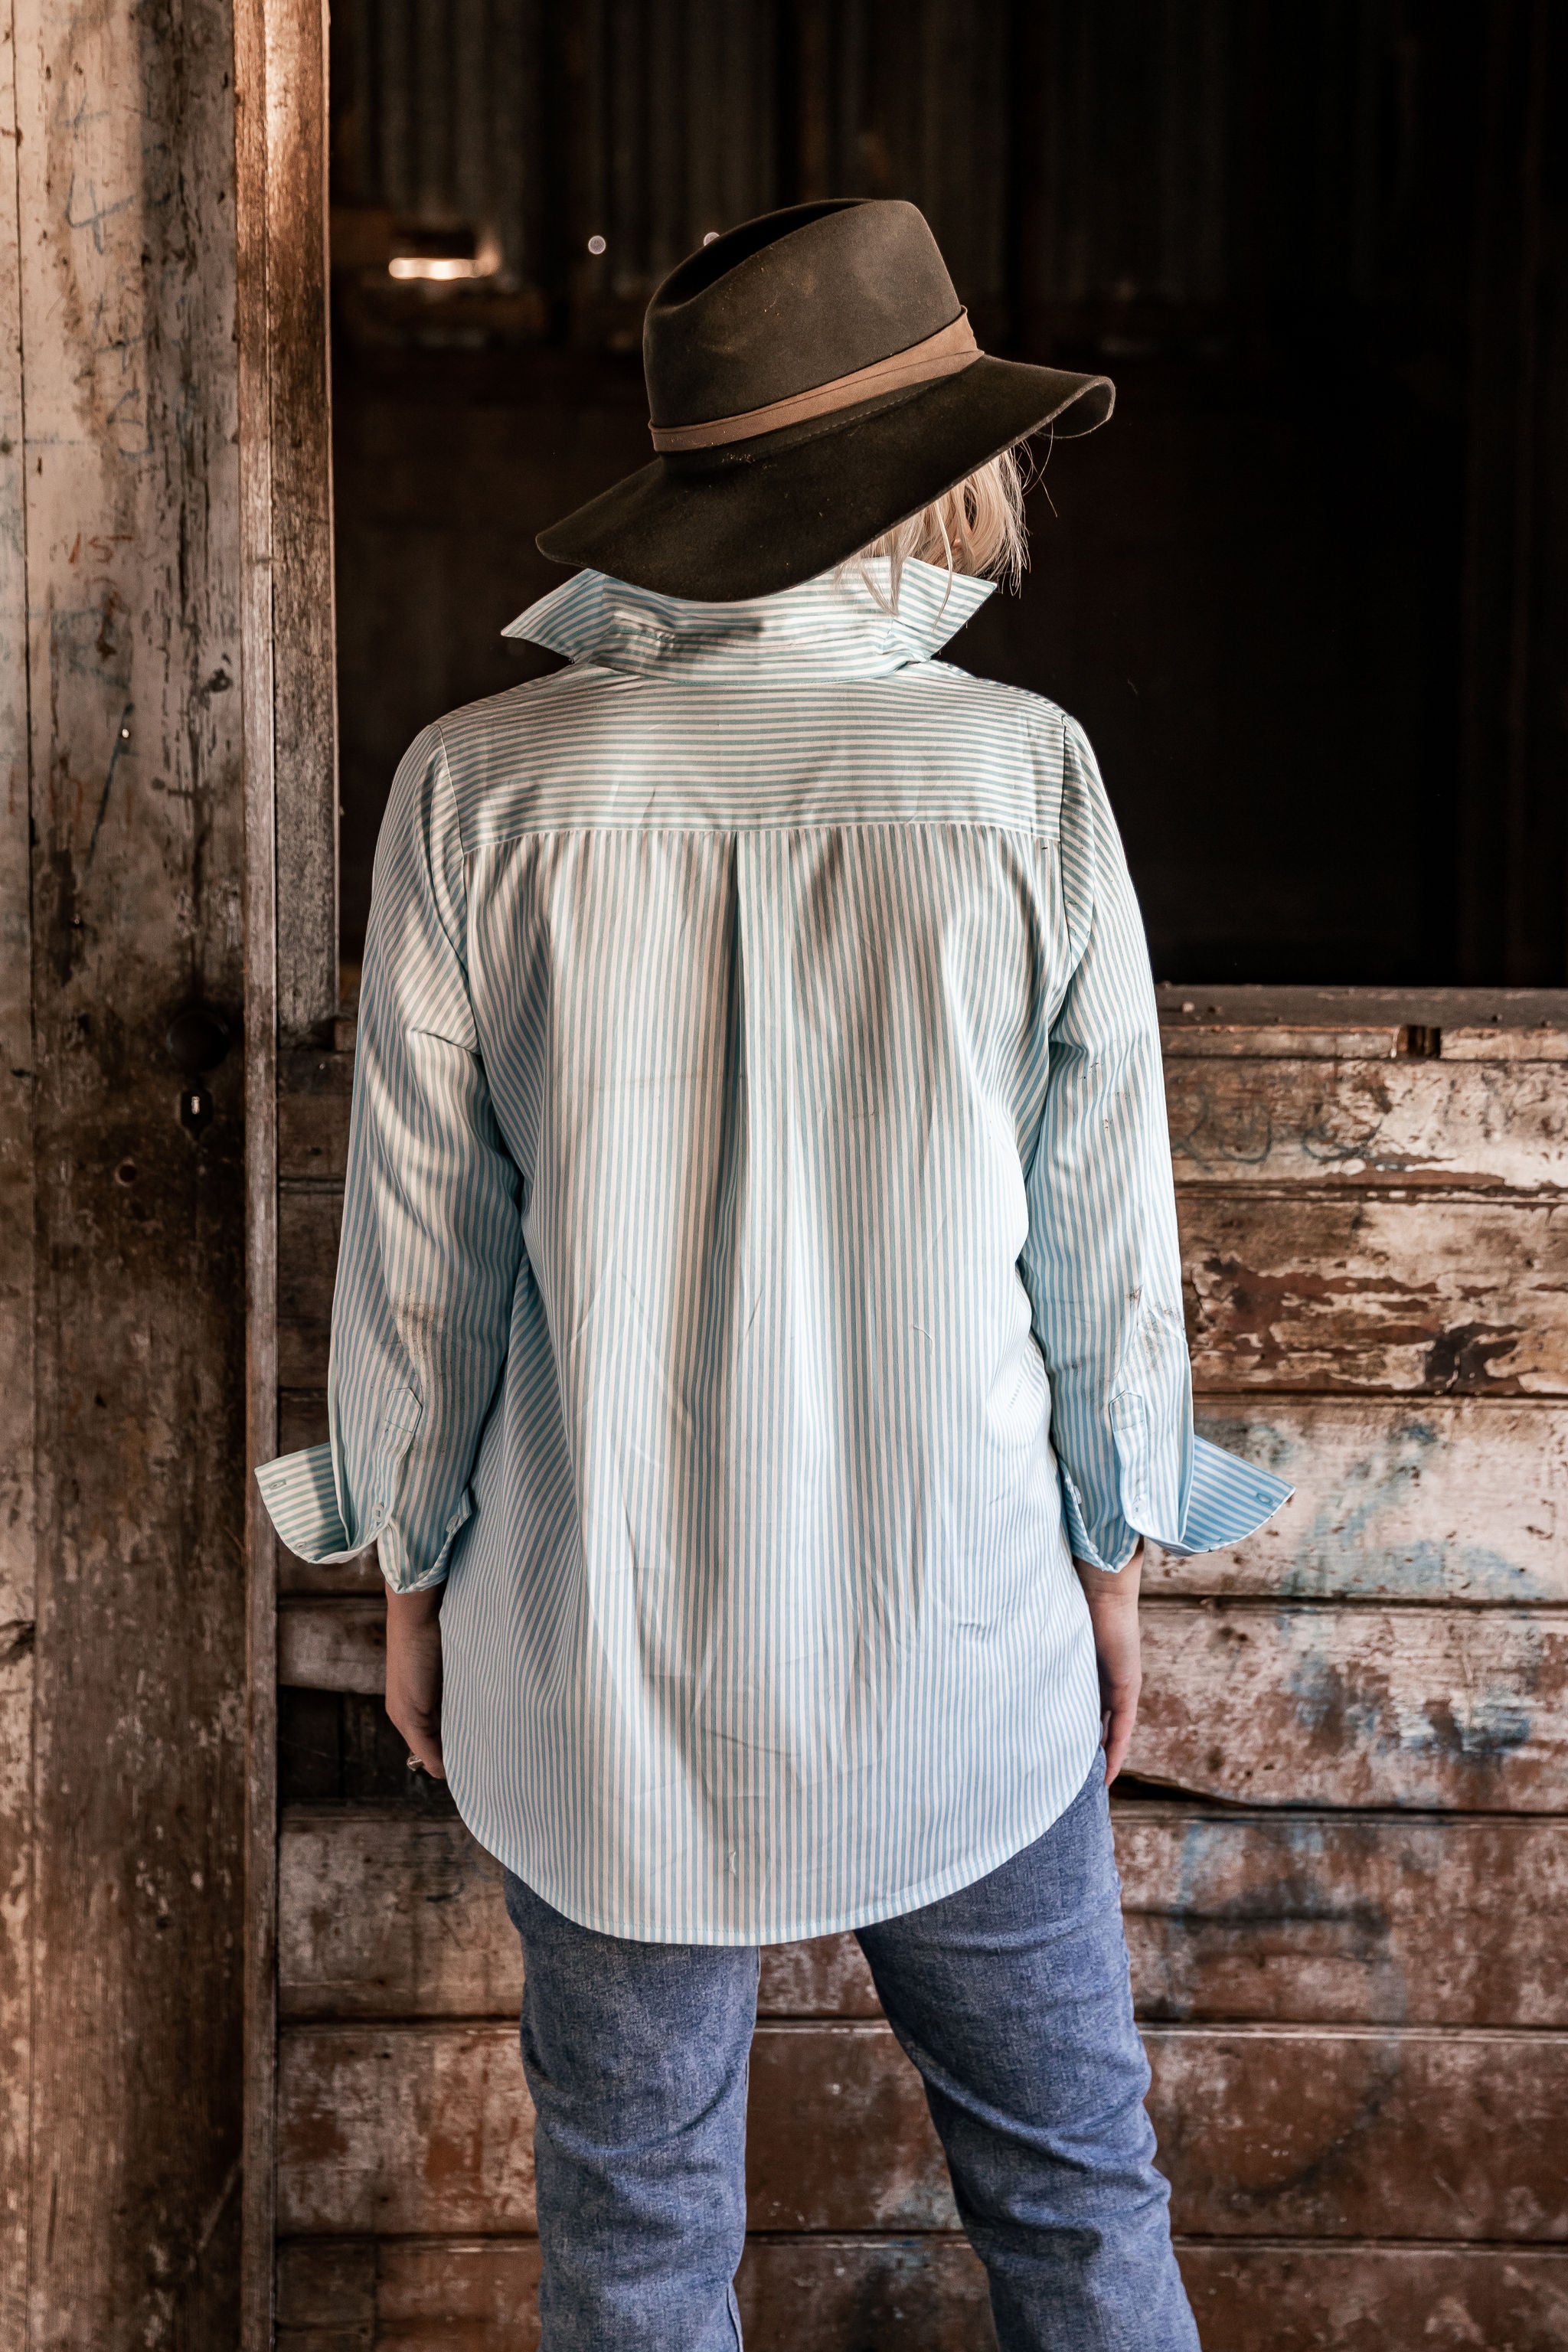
[266, 0, 338, 1038]
[0, 1, 35, 2337]
[237, 0, 337, 2332]
[234, 0, 279, 2334]
[12, 0, 247, 2341]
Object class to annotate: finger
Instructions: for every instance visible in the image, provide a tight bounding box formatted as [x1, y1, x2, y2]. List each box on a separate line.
[1102, 1690, 1139, 1786]
[388, 1700, 448, 1782]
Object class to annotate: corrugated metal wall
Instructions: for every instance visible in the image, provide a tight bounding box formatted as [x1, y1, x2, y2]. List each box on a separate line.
[331, 0, 1441, 348]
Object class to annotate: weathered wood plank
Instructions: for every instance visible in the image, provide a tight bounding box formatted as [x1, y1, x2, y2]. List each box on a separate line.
[15, 0, 248, 2341]
[280, 1811, 521, 2020]
[278, 2024, 537, 2236]
[278, 1807, 1568, 2029]
[1444, 1028, 1568, 1063]
[1158, 1399, 1568, 1602]
[1116, 1811, 1568, 2027]
[1154, 985, 1568, 1053]
[275, 2232, 1568, 2352]
[279, 1049, 354, 1182]
[1166, 1057, 1568, 1191]
[1180, 1193, 1568, 1394]
[0, 0, 33, 2325]
[277, 2019, 1568, 2241]
[1135, 1602, 1568, 1811]
[1178, 2241, 1568, 2352]
[279, 1187, 341, 1391]
[235, 0, 281, 2302]
[279, 1037, 1568, 1191]
[282, 1187, 1568, 1399]
[280, 1598, 385, 1692]
[267, 0, 338, 1037]
[281, 1596, 1568, 1810]
[274, 1397, 1568, 1606]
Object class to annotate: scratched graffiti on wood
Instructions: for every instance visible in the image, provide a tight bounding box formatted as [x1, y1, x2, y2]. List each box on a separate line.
[1166, 1057, 1568, 1191]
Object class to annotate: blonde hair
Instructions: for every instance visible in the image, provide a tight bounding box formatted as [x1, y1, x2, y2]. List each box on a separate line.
[852, 444, 1030, 610]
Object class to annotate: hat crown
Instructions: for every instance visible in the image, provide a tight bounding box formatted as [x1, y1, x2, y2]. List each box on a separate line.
[644, 200, 963, 432]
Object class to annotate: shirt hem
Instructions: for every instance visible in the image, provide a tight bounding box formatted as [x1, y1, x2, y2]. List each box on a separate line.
[452, 1716, 1107, 1949]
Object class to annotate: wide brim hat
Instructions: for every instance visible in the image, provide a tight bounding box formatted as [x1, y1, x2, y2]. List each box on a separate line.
[537, 198, 1113, 602]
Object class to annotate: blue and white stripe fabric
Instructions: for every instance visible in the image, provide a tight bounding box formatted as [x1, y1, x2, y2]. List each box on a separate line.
[256, 557, 1290, 1944]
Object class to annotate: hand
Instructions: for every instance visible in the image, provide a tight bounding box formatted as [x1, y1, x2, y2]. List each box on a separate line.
[1073, 1544, 1143, 1787]
[386, 1584, 446, 1779]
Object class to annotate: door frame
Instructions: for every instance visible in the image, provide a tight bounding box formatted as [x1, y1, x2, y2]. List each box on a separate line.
[234, 0, 338, 2336]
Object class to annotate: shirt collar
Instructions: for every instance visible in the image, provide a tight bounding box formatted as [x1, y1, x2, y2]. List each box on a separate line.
[502, 559, 995, 678]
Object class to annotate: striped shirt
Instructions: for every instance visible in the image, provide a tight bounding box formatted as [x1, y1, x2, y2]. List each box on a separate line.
[257, 557, 1290, 1944]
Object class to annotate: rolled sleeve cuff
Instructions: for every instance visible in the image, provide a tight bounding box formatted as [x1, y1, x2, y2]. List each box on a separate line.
[1060, 1433, 1293, 1570]
[253, 1443, 472, 1594]
[255, 1443, 364, 1563]
[1162, 1434, 1295, 1557]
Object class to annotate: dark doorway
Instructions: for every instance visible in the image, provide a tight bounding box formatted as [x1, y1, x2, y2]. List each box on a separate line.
[328, 1, 1566, 987]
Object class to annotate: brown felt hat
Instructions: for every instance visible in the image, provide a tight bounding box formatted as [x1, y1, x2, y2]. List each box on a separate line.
[536, 198, 1114, 601]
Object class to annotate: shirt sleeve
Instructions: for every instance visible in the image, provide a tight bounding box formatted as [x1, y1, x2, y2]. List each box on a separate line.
[1019, 718, 1292, 1570]
[254, 724, 523, 1592]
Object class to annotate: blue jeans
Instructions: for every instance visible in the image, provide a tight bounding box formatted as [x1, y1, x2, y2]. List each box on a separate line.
[501, 1754, 1197, 2351]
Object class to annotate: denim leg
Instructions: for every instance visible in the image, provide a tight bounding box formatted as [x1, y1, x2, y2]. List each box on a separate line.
[502, 1871, 757, 2352]
[855, 1757, 1198, 2352]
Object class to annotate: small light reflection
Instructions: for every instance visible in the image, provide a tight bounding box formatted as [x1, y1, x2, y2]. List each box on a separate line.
[587, 234, 607, 255]
[389, 255, 493, 282]
[702, 231, 719, 245]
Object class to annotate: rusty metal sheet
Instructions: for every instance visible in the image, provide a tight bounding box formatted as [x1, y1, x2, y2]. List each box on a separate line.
[279, 1807, 1568, 2029]
[1156, 1398, 1568, 1602]
[1166, 1057, 1568, 1191]
[1136, 1600, 1568, 1811]
[277, 2020, 1568, 2243]
[1180, 1193, 1568, 1393]
[275, 2231, 1568, 2352]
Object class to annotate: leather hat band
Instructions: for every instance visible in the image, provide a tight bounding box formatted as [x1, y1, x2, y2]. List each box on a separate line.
[648, 311, 982, 453]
